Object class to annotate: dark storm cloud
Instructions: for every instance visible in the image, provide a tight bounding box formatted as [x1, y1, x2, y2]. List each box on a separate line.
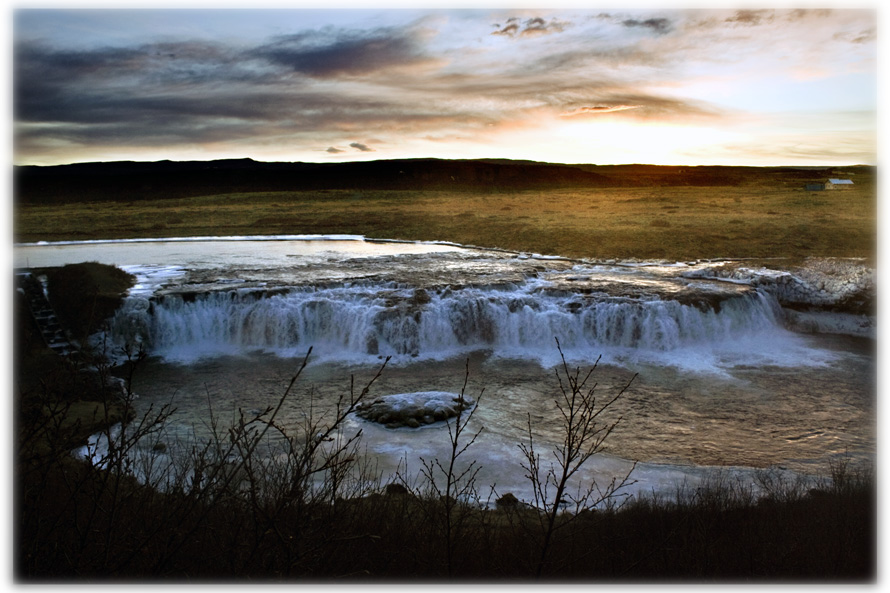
[14, 20, 440, 123]
[14, 20, 456, 155]
[15, 59, 497, 156]
[492, 17, 568, 38]
[621, 18, 672, 35]
[15, 81, 466, 146]
[14, 39, 252, 85]
[13, 39, 272, 122]
[350, 142, 374, 152]
[595, 13, 672, 36]
[250, 26, 434, 77]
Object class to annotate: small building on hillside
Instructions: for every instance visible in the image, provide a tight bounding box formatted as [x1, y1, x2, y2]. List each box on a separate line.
[804, 178, 854, 191]
[826, 178, 854, 189]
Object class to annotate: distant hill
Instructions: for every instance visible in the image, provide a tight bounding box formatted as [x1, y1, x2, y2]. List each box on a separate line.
[12, 157, 873, 204]
[13, 158, 616, 203]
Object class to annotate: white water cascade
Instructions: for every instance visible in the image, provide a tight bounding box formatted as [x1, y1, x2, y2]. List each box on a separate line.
[108, 281, 787, 366]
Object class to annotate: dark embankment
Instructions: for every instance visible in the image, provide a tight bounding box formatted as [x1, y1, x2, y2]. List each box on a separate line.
[41, 262, 136, 342]
[16, 262, 135, 454]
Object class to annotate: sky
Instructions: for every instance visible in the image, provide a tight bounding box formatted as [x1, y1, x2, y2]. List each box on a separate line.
[11, 5, 879, 167]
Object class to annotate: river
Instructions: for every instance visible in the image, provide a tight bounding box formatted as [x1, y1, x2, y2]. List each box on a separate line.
[15, 236, 876, 504]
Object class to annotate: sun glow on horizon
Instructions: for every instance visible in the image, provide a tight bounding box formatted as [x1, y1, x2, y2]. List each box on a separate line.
[481, 117, 750, 167]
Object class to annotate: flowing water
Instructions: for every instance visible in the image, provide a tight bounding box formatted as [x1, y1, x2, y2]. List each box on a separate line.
[16, 236, 876, 502]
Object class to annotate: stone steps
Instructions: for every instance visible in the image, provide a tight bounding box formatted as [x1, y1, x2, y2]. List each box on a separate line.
[16, 271, 79, 357]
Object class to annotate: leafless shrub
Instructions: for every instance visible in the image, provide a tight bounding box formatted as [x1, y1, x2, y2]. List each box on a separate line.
[416, 359, 491, 577]
[518, 339, 636, 578]
[753, 466, 810, 504]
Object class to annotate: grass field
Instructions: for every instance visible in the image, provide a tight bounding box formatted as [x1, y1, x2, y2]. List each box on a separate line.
[14, 180, 876, 261]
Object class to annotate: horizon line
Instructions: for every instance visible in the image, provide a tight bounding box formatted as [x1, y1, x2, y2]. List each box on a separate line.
[13, 156, 876, 169]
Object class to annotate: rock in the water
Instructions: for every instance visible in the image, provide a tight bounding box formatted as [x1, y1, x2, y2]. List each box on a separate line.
[354, 391, 475, 428]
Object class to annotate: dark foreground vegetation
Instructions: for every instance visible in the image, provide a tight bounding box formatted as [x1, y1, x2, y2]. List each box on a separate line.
[15, 263, 875, 582]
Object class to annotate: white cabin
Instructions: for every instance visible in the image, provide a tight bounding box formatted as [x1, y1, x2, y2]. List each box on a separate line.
[826, 178, 854, 189]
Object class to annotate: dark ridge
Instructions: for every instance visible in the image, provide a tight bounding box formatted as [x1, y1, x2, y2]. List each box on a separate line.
[13, 158, 875, 204]
[13, 158, 617, 203]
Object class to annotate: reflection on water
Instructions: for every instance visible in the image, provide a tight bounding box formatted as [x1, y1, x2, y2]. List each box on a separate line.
[14, 235, 464, 270]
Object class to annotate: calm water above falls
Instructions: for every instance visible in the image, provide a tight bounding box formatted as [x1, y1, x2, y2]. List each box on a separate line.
[17, 237, 875, 500]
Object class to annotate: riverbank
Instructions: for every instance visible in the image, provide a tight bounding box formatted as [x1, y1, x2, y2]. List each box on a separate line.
[15, 262, 136, 451]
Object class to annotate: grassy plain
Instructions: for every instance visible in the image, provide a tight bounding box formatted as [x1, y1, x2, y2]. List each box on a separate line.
[14, 180, 876, 261]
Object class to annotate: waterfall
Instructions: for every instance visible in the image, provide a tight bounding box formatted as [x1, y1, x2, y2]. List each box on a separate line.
[107, 283, 786, 365]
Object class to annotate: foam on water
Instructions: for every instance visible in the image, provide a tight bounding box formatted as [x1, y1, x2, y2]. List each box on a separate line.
[106, 279, 837, 375]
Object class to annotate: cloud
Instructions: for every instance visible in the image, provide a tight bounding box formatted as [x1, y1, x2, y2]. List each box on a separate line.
[491, 19, 520, 37]
[552, 93, 722, 122]
[9, 12, 731, 157]
[12, 9, 876, 166]
[787, 9, 833, 21]
[14, 26, 458, 144]
[724, 10, 775, 27]
[835, 28, 876, 45]
[596, 13, 672, 35]
[13, 39, 274, 123]
[621, 18, 672, 35]
[492, 17, 568, 38]
[560, 105, 641, 116]
[250, 26, 438, 78]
